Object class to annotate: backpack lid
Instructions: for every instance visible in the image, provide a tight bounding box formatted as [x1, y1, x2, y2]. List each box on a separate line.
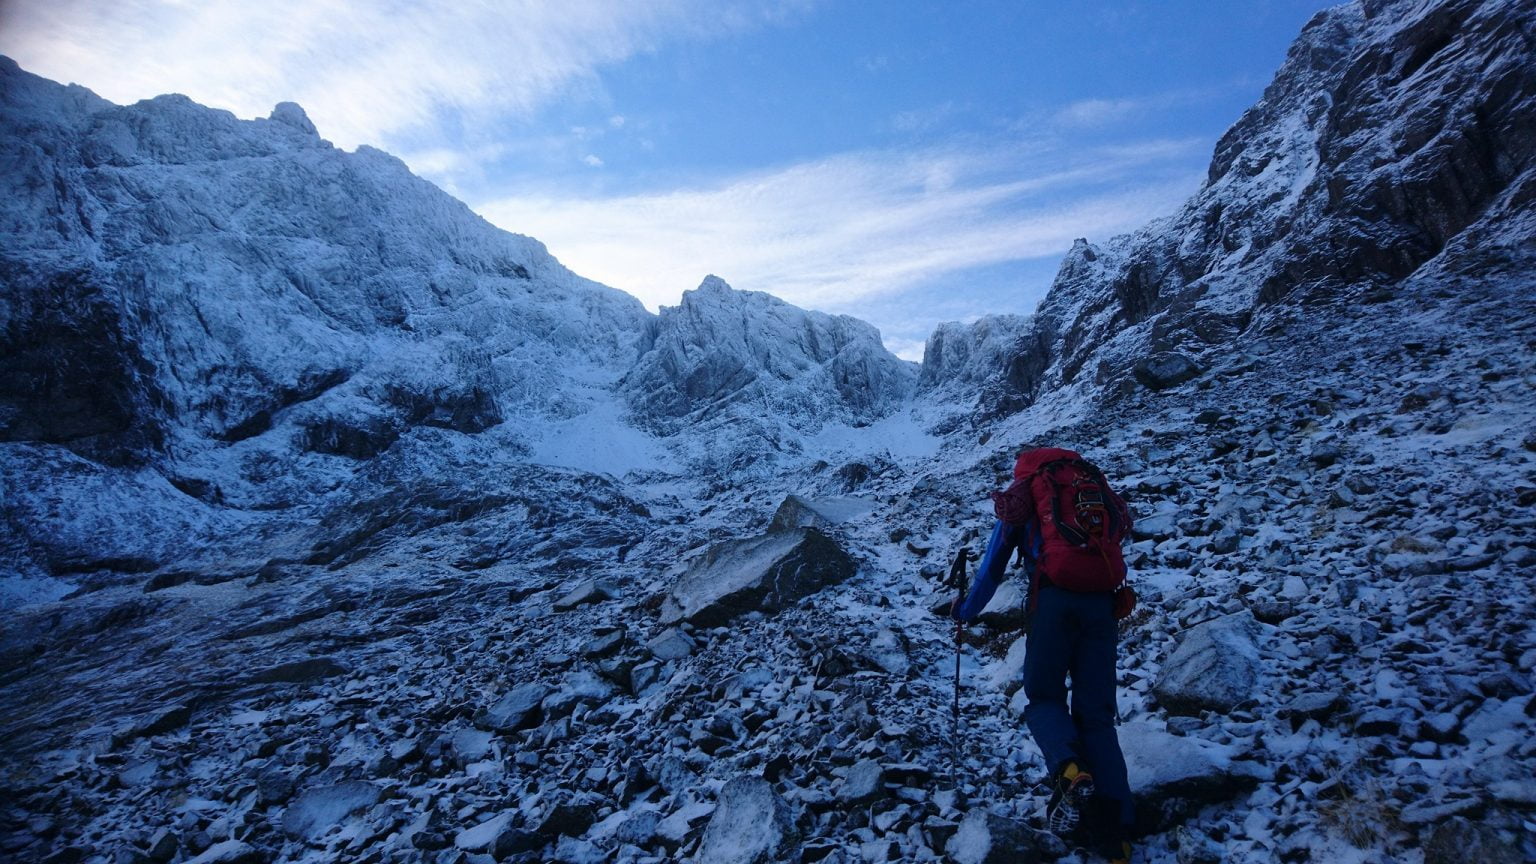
[1013, 447, 1083, 480]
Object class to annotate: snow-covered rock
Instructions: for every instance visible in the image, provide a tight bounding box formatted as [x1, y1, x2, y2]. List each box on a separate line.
[950, 809, 1050, 864]
[918, 315, 1034, 391]
[695, 776, 799, 864]
[1120, 722, 1263, 835]
[1152, 611, 1262, 715]
[279, 780, 381, 840]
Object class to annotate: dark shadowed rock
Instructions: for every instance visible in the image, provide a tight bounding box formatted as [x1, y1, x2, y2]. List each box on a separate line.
[697, 776, 799, 864]
[1424, 816, 1523, 864]
[581, 627, 625, 658]
[255, 769, 296, 806]
[475, 682, 553, 732]
[146, 829, 177, 862]
[113, 703, 191, 745]
[659, 528, 856, 627]
[491, 825, 542, 859]
[1134, 353, 1202, 391]
[1153, 611, 1261, 715]
[251, 657, 348, 684]
[535, 802, 596, 838]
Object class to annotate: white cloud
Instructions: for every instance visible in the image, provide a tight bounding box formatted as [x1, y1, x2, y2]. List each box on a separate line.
[882, 336, 930, 363]
[583, 154, 605, 168]
[476, 141, 1203, 313]
[0, 0, 802, 150]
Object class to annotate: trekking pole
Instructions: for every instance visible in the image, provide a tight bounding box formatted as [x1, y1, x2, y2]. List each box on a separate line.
[948, 545, 972, 789]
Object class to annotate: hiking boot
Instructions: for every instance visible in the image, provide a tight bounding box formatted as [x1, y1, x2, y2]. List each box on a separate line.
[1045, 761, 1095, 836]
[1106, 839, 1132, 863]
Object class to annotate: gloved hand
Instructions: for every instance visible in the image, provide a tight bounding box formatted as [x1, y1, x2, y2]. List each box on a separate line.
[1113, 585, 1138, 620]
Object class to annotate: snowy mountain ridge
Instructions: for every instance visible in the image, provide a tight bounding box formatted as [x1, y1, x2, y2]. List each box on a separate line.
[0, 53, 914, 598]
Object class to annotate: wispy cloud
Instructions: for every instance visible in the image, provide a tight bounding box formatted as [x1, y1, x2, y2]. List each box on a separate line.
[476, 140, 1204, 314]
[1055, 97, 1146, 129]
[1050, 83, 1247, 131]
[0, 0, 803, 150]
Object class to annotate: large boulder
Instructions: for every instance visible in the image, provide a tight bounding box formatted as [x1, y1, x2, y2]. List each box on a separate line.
[978, 579, 1029, 630]
[1153, 611, 1262, 715]
[696, 776, 800, 864]
[987, 636, 1030, 693]
[1120, 722, 1264, 836]
[1133, 352, 1202, 391]
[659, 528, 856, 627]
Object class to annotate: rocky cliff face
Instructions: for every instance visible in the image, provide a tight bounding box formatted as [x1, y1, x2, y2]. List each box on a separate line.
[975, 0, 1536, 415]
[916, 314, 1032, 392]
[622, 276, 916, 434]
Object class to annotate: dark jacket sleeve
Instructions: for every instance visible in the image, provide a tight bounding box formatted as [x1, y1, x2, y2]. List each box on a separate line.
[953, 520, 1021, 622]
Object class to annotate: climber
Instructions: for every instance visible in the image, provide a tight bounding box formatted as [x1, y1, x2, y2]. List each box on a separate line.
[952, 445, 1136, 864]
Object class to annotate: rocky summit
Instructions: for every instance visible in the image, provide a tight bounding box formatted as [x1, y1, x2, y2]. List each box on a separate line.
[2, 0, 1535, 862]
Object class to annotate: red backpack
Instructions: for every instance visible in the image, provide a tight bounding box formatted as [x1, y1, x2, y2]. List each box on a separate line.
[991, 447, 1133, 594]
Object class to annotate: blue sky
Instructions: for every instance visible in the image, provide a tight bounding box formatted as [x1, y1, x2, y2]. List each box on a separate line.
[3, 0, 1336, 360]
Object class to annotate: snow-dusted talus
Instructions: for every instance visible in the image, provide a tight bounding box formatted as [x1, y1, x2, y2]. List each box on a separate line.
[992, 0, 1536, 406]
[0, 55, 650, 469]
[622, 276, 917, 434]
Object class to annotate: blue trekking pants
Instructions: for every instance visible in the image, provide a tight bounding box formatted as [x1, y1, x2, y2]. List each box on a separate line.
[1023, 585, 1135, 832]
